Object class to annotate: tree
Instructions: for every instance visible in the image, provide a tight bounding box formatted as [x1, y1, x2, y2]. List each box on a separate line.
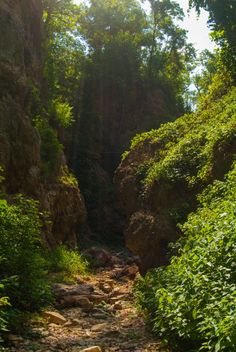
[42, 0, 85, 111]
[190, 0, 236, 79]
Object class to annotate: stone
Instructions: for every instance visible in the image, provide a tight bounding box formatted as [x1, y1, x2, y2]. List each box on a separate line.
[103, 329, 120, 337]
[79, 347, 102, 352]
[98, 282, 113, 294]
[76, 296, 93, 308]
[60, 295, 93, 309]
[42, 311, 67, 325]
[92, 313, 107, 319]
[83, 247, 112, 267]
[53, 283, 94, 298]
[6, 334, 24, 345]
[89, 294, 108, 304]
[91, 323, 107, 332]
[117, 265, 139, 280]
[113, 302, 122, 310]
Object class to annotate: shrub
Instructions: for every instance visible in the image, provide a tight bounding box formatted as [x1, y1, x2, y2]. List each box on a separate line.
[0, 264, 10, 342]
[135, 164, 236, 351]
[46, 245, 88, 280]
[0, 195, 52, 335]
[50, 98, 74, 128]
[58, 166, 78, 187]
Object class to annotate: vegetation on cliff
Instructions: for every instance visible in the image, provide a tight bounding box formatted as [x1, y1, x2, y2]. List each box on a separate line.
[123, 83, 236, 190]
[135, 162, 236, 351]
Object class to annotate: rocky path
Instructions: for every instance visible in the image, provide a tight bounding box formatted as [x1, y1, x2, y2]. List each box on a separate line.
[7, 250, 168, 352]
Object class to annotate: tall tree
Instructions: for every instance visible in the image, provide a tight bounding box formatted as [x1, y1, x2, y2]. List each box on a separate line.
[190, 0, 236, 79]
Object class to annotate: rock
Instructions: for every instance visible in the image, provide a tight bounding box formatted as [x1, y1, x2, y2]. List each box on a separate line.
[75, 296, 93, 308]
[89, 294, 108, 304]
[113, 302, 122, 310]
[98, 282, 113, 294]
[53, 283, 95, 298]
[79, 347, 102, 352]
[114, 138, 192, 274]
[92, 313, 108, 319]
[103, 329, 120, 337]
[59, 295, 93, 309]
[110, 255, 122, 265]
[6, 334, 24, 345]
[117, 265, 139, 280]
[42, 311, 67, 325]
[0, 0, 87, 249]
[110, 288, 128, 297]
[91, 323, 107, 332]
[83, 247, 112, 267]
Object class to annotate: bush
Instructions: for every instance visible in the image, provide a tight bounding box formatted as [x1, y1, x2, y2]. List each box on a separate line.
[0, 267, 10, 342]
[58, 166, 78, 187]
[50, 98, 74, 128]
[0, 195, 52, 336]
[46, 245, 88, 280]
[135, 164, 236, 351]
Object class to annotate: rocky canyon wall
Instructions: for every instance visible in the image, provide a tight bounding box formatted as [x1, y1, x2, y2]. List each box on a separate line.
[0, 0, 86, 248]
[114, 87, 236, 273]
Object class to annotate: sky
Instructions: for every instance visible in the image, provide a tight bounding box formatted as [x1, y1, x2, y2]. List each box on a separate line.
[175, 0, 215, 52]
[74, 0, 215, 53]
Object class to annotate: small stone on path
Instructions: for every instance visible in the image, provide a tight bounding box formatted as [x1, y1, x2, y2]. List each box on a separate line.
[79, 346, 102, 352]
[42, 311, 67, 325]
[91, 323, 107, 332]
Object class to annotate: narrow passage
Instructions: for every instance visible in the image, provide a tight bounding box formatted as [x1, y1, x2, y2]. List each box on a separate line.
[7, 250, 167, 352]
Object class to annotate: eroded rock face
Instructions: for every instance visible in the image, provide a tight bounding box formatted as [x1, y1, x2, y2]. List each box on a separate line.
[40, 181, 87, 248]
[0, 0, 86, 247]
[114, 141, 193, 274]
[0, 0, 42, 194]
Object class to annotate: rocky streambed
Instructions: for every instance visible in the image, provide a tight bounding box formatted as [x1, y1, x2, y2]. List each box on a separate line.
[5, 250, 168, 352]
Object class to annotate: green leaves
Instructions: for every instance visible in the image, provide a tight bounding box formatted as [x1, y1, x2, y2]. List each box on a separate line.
[135, 163, 236, 351]
[124, 87, 236, 190]
[0, 195, 52, 339]
[50, 98, 74, 127]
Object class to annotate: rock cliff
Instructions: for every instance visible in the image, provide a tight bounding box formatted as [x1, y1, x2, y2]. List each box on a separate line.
[0, 0, 86, 247]
[115, 88, 236, 273]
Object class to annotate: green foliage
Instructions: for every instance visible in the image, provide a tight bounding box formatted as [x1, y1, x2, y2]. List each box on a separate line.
[35, 119, 63, 177]
[0, 271, 10, 342]
[50, 98, 74, 128]
[46, 245, 88, 281]
[0, 196, 52, 337]
[135, 163, 236, 351]
[124, 87, 236, 188]
[43, 0, 84, 101]
[80, 0, 195, 113]
[58, 166, 78, 187]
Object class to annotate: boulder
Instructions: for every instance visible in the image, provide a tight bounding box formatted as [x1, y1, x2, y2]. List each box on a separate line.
[53, 283, 94, 298]
[83, 247, 112, 267]
[59, 295, 93, 309]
